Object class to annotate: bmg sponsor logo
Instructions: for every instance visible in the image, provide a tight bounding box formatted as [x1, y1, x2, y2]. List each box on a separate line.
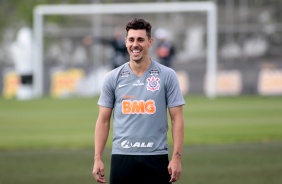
[122, 100, 156, 114]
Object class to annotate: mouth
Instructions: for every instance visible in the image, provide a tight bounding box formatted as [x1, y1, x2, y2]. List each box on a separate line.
[131, 48, 142, 56]
[132, 49, 141, 53]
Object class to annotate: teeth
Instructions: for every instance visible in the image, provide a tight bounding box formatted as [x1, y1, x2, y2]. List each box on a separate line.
[132, 50, 140, 53]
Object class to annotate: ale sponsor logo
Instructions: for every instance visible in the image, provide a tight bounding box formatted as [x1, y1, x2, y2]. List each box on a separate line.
[121, 140, 154, 149]
[120, 138, 155, 152]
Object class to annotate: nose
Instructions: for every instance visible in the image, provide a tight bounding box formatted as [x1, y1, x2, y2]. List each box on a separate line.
[132, 40, 138, 47]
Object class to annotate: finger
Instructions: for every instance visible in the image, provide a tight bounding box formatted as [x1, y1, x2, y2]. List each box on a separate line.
[169, 173, 177, 183]
[92, 170, 101, 180]
[174, 173, 181, 182]
[178, 173, 181, 179]
[169, 177, 176, 182]
[98, 174, 106, 183]
[167, 166, 172, 175]
[93, 172, 106, 183]
[100, 169, 105, 178]
[92, 171, 99, 180]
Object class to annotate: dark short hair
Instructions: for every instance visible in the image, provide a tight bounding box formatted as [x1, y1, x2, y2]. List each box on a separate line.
[126, 18, 152, 39]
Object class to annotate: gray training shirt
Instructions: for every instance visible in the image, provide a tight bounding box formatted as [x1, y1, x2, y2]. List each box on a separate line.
[98, 60, 185, 155]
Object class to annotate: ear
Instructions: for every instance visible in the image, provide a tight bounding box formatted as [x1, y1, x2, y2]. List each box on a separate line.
[149, 38, 154, 48]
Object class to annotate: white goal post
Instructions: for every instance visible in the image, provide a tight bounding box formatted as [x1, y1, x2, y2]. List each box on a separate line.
[33, 1, 217, 98]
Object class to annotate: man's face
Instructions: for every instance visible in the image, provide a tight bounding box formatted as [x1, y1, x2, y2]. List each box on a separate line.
[125, 29, 153, 63]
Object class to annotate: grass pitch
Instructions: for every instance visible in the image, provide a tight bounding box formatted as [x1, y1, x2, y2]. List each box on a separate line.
[0, 143, 281, 184]
[0, 95, 282, 184]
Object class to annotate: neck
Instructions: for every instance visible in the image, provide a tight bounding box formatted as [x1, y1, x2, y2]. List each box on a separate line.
[129, 58, 151, 77]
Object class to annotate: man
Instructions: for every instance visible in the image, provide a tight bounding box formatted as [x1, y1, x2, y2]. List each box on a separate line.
[82, 27, 129, 69]
[154, 28, 175, 68]
[99, 27, 129, 69]
[92, 18, 185, 184]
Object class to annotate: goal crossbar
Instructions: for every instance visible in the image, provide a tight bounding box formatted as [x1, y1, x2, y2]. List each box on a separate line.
[33, 1, 217, 98]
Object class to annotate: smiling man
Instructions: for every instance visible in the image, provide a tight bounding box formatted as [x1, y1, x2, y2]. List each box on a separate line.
[92, 18, 185, 184]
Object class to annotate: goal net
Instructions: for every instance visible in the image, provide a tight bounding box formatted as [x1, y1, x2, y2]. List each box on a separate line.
[33, 1, 217, 98]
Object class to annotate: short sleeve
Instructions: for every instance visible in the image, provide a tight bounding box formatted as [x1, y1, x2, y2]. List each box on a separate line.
[166, 69, 185, 108]
[98, 72, 115, 108]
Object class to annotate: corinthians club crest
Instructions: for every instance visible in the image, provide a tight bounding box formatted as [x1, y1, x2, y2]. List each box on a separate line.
[147, 76, 160, 92]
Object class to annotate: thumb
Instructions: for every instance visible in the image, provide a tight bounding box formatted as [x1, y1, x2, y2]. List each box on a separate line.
[167, 165, 172, 175]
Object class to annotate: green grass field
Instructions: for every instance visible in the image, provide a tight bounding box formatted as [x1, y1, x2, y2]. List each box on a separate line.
[0, 96, 282, 184]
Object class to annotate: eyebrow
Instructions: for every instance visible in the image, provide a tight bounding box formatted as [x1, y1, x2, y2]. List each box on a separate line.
[127, 36, 146, 39]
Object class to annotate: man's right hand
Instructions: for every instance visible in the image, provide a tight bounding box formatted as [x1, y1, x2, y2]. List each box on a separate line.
[92, 160, 106, 183]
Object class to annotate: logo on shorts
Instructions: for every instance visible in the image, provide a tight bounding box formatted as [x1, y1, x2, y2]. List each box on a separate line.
[147, 76, 160, 92]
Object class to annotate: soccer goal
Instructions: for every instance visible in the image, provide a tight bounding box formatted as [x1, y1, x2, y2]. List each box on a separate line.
[33, 1, 217, 98]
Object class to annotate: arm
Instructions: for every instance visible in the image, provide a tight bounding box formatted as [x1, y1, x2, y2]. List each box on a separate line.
[167, 105, 184, 183]
[92, 106, 113, 183]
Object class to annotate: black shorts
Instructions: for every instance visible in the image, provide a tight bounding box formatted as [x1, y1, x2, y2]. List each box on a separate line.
[110, 154, 171, 184]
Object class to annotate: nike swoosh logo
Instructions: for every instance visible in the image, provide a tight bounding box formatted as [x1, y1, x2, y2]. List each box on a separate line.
[118, 83, 130, 88]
